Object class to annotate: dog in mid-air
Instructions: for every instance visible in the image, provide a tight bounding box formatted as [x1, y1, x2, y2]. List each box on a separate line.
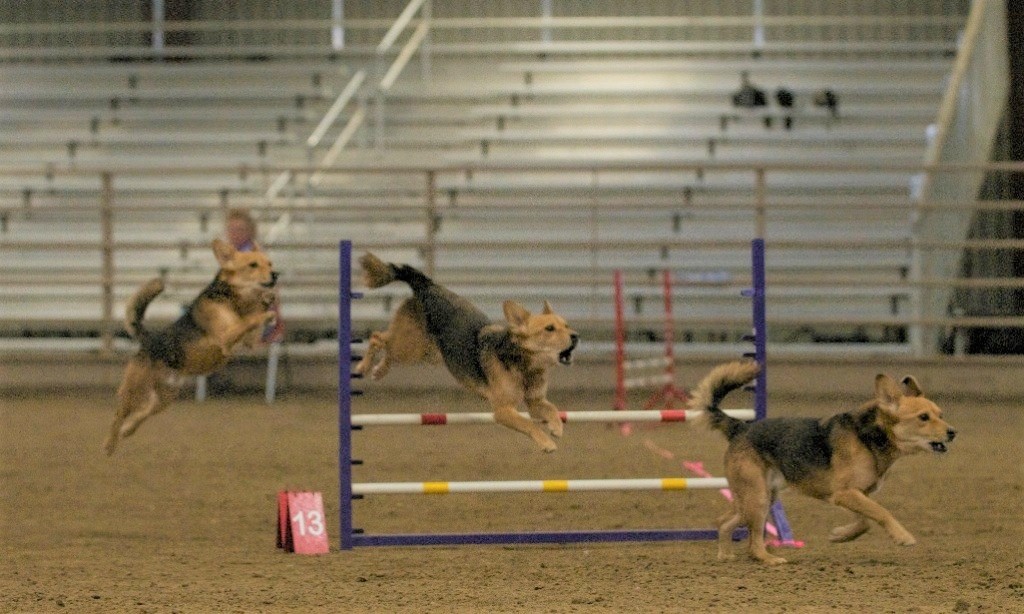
[104, 239, 278, 455]
[355, 253, 579, 452]
[691, 360, 956, 565]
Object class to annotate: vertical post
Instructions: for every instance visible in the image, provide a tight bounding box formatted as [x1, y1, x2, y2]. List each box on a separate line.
[424, 170, 437, 276]
[751, 0, 765, 52]
[331, 0, 345, 51]
[420, 0, 432, 80]
[908, 209, 924, 357]
[151, 0, 165, 54]
[100, 172, 115, 354]
[338, 240, 354, 549]
[751, 239, 767, 421]
[540, 0, 553, 43]
[754, 167, 766, 240]
[374, 58, 385, 149]
[612, 270, 626, 411]
[661, 269, 676, 382]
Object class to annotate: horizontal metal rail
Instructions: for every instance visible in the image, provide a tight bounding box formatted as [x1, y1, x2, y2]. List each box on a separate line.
[353, 477, 729, 495]
[350, 409, 754, 426]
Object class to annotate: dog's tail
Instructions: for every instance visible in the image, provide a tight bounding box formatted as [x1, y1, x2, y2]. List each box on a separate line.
[124, 277, 165, 339]
[689, 360, 761, 441]
[360, 252, 432, 293]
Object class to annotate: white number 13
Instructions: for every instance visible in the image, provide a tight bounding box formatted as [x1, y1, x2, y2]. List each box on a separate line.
[291, 510, 325, 537]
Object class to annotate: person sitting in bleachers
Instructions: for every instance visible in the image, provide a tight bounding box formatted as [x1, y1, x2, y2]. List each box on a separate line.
[224, 208, 283, 344]
[731, 71, 767, 108]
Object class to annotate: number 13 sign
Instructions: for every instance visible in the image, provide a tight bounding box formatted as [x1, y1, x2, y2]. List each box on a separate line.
[277, 491, 330, 554]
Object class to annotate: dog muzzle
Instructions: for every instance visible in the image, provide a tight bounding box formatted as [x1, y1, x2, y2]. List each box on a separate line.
[559, 334, 579, 365]
[930, 428, 956, 453]
[262, 271, 279, 288]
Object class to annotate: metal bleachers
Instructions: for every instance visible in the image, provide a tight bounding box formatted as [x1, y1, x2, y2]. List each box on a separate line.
[3, 1, 1011, 361]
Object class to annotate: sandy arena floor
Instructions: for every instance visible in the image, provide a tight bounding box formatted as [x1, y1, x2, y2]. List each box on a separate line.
[2, 383, 1022, 613]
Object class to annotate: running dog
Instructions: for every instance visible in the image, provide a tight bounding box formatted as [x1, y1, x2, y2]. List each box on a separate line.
[104, 239, 278, 455]
[692, 360, 956, 565]
[355, 253, 579, 452]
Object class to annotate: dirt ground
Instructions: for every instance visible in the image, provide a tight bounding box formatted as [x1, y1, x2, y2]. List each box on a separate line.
[2, 382, 1022, 613]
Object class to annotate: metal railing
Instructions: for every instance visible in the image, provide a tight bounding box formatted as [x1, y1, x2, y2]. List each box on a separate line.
[0, 12, 965, 62]
[912, 0, 1010, 354]
[1, 160, 1021, 357]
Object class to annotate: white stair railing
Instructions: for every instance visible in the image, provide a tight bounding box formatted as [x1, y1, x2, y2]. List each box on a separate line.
[265, 0, 432, 242]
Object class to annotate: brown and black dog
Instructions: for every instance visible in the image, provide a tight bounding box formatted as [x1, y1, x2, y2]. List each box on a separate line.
[104, 239, 278, 455]
[692, 360, 956, 564]
[355, 253, 578, 452]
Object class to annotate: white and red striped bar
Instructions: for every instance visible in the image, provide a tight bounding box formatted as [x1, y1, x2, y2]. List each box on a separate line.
[351, 408, 754, 427]
[353, 476, 729, 495]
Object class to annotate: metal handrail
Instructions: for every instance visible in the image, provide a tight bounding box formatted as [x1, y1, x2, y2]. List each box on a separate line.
[376, 0, 430, 53]
[0, 14, 964, 37]
[923, 1, 987, 167]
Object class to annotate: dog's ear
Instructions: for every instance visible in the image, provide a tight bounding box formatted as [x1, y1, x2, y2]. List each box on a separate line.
[542, 300, 555, 315]
[503, 300, 531, 327]
[874, 374, 902, 414]
[901, 375, 923, 397]
[212, 238, 236, 267]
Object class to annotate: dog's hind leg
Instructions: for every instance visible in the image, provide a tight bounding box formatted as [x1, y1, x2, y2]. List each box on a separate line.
[492, 403, 557, 452]
[729, 457, 787, 565]
[353, 331, 388, 379]
[716, 509, 743, 561]
[105, 358, 150, 455]
[118, 372, 180, 440]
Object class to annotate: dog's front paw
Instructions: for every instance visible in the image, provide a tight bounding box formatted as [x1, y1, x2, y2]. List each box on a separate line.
[538, 437, 557, 453]
[259, 291, 277, 310]
[829, 519, 870, 543]
[891, 530, 917, 546]
[761, 555, 788, 566]
[547, 420, 563, 438]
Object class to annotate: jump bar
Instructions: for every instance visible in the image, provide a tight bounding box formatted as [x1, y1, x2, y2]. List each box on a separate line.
[353, 476, 729, 495]
[351, 408, 754, 426]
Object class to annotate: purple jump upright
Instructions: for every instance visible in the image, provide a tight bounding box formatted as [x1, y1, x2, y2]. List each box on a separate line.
[335, 239, 787, 550]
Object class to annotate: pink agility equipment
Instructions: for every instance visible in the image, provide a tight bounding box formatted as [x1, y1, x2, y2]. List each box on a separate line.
[613, 269, 689, 426]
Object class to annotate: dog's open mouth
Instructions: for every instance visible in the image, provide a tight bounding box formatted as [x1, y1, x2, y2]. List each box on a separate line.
[930, 441, 948, 453]
[558, 337, 578, 365]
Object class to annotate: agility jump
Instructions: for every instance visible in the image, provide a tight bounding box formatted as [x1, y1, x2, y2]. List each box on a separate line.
[337, 239, 786, 549]
[613, 268, 689, 414]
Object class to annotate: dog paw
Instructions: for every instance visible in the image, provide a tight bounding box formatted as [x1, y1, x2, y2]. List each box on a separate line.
[103, 438, 117, 456]
[548, 422, 563, 438]
[892, 532, 917, 546]
[717, 552, 737, 562]
[829, 520, 870, 543]
[761, 555, 788, 566]
[540, 440, 558, 453]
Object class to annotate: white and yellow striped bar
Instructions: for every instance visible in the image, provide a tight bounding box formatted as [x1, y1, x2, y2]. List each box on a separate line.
[353, 477, 729, 495]
[351, 409, 754, 427]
